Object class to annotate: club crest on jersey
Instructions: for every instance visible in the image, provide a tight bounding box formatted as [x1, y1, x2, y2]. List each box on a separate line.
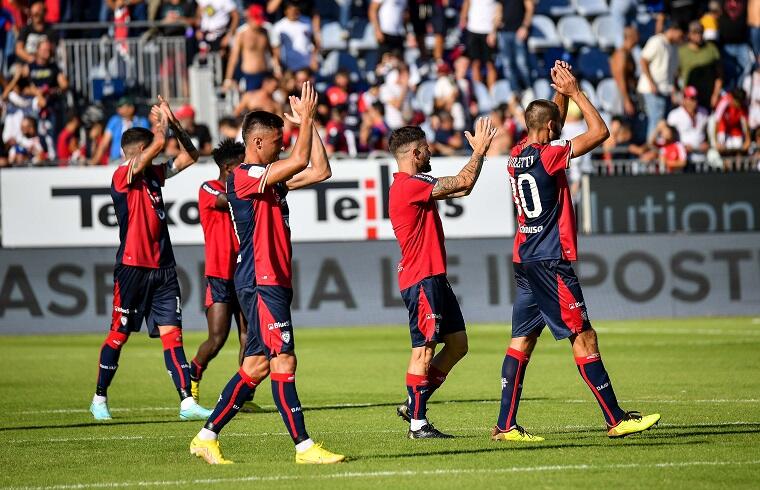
[281, 332, 291, 343]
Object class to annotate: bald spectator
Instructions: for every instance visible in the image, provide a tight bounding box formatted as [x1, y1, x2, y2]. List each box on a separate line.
[234, 74, 281, 116]
[224, 4, 272, 93]
[610, 26, 640, 116]
[16, 1, 59, 64]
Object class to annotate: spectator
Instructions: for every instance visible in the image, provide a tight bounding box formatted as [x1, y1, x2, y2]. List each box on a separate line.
[602, 116, 638, 161]
[266, 0, 322, 49]
[716, 88, 751, 167]
[359, 101, 388, 152]
[460, 0, 499, 89]
[751, 0, 760, 61]
[700, 0, 721, 41]
[218, 116, 242, 141]
[56, 112, 81, 164]
[86, 120, 109, 165]
[224, 4, 272, 93]
[324, 105, 349, 155]
[486, 103, 517, 156]
[164, 135, 181, 158]
[718, 0, 751, 89]
[9, 115, 50, 165]
[271, 1, 318, 75]
[379, 62, 411, 129]
[2, 76, 45, 150]
[655, 122, 688, 172]
[174, 104, 213, 156]
[666, 0, 703, 27]
[610, 26, 640, 117]
[15, 0, 59, 64]
[497, 0, 534, 92]
[157, 0, 195, 37]
[90, 96, 149, 164]
[195, 0, 238, 55]
[430, 111, 464, 155]
[19, 38, 68, 100]
[326, 69, 350, 108]
[434, 64, 467, 131]
[667, 86, 710, 164]
[234, 73, 281, 116]
[742, 63, 760, 130]
[369, 0, 407, 58]
[637, 20, 683, 140]
[679, 21, 722, 110]
[408, 0, 446, 63]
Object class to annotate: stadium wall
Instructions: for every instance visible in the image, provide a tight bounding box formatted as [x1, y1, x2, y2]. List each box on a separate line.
[1, 234, 759, 334]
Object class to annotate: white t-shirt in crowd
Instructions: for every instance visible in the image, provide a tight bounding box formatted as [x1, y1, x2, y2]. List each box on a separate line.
[636, 34, 679, 95]
[271, 16, 314, 71]
[742, 71, 760, 130]
[667, 106, 709, 149]
[467, 0, 497, 34]
[372, 0, 407, 36]
[197, 0, 236, 40]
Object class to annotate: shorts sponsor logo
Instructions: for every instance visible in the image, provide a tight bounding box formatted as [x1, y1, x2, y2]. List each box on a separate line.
[568, 301, 585, 310]
[268, 321, 291, 330]
[114, 306, 130, 314]
[519, 225, 544, 234]
[425, 313, 442, 321]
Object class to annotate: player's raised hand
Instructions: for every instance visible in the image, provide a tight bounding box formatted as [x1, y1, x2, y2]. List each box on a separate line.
[464, 116, 499, 154]
[551, 65, 580, 98]
[283, 95, 302, 125]
[157, 94, 178, 125]
[299, 81, 318, 120]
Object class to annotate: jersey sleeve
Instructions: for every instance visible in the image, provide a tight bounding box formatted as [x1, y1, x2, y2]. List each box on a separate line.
[199, 182, 220, 211]
[112, 165, 130, 192]
[235, 164, 270, 198]
[405, 174, 437, 204]
[540, 139, 573, 175]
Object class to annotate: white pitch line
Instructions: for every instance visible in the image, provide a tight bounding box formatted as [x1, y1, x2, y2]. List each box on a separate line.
[4, 460, 760, 490]
[7, 421, 759, 444]
[14, 398, 760, 416]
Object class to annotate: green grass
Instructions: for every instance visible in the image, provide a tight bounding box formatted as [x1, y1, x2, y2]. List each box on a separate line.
[1, 318, 760, 489]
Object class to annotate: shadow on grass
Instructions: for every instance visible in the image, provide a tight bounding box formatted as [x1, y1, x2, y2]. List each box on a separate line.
[302, 398, 544, 412]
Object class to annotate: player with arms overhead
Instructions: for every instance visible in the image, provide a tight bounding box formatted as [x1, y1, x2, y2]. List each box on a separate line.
[189, 139, 257, 412]
[190, 82, 345, 465]
[90, 97, 213, 422]
[491, 63, 660, 442]
[389, 119, 498, 438]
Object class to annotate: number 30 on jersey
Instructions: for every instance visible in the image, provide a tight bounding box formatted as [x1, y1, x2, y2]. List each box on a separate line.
[508, 174, 542, 218]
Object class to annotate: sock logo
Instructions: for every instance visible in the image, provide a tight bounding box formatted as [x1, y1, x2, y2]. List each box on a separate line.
[290, 406, 302, 413]
[501, 377, 508, 388]
[596, 382, 610, 391]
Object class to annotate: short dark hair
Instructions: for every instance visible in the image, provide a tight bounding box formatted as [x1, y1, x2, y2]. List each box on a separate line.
[219, 116, 240, 129]
[121, 127, 154, 152]
[241, 110, 284, 143]
[388, 126, 426, 156]
[524, 99, 560, 131]
[213, 138, 245, 168]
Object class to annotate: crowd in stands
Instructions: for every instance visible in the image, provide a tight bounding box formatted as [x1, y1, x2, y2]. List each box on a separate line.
[0, 0, 758, 174]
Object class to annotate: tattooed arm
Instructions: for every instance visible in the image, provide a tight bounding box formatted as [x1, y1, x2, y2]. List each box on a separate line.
[127, 104, 168, 183]
[159, 95, 200, 174]
[431, 117, 498, 199]
[552, 60, 572, 126]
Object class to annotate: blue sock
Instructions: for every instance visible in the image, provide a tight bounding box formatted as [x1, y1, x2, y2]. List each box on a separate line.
[96, 331, 129, 397]
[406, 373, 431, 421]
[496, 348, 529, 431]
[204, 369, 258, 433]
[161, 329, 192, 400]
[576, 353, 627, 426]
[271, 373, 309, 444]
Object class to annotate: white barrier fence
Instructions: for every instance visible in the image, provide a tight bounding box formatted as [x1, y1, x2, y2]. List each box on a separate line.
[0, 157, 515, 248]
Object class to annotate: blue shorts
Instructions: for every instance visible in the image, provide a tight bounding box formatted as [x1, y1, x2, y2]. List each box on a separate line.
[512, 260, 591, 340]
[204, 276, 239, 309]
[242, 71, 266, 92]
[401, 274, 466, 348]
[110, 265, 182, 337]
[238, 285, 295, 359]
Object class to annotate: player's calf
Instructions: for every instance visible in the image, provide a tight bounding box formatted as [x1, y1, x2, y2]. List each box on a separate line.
[91, 330, 129, 420]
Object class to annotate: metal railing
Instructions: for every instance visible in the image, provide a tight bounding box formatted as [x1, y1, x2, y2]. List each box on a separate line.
[60, 36, 190, 103]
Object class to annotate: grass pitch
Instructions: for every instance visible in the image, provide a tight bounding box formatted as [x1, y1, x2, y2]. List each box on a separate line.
[1, 317, 760, 489]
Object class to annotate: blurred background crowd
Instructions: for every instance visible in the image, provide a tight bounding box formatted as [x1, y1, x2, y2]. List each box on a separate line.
[0, 0, 757, 176]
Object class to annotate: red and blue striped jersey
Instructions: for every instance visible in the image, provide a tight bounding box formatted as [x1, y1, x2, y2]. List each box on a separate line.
[199, 179, 238, 280]
[389, 172, 447, 290]
[111, 160, 175, 268]
[508, 138, 577, 263]
[226, 163, 292, 290]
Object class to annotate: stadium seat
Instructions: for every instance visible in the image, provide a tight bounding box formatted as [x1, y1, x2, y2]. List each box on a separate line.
[319, 50, 359, 78]
[348, 19, 378, 53]
[536, 0, 575, 17]
[557, 16, 596, 50]
[491, 79, 513, 105]
[321, 21, 347, 51]
[577, 47, 611, 83]
[636, 13, 656, 41]
[537, 47, 575, 79]
[533, 78, 553, 101]
[473, 81, 495, 114]
[596, 77, 623, 115]
[528, 15, 562, 52]
[592, 15, 624, 51]
[415, 79, 436, 115]
[572, 0, 609, 17]
[580, 79, 599, 106]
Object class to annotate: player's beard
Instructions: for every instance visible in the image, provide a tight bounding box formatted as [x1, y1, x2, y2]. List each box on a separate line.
[419, 155, 432, 173]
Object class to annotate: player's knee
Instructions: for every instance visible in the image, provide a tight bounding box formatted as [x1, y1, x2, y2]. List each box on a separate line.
[209, 331, 229, 352]
[241, 357, 270, 381]
[104, 331, 129, 350]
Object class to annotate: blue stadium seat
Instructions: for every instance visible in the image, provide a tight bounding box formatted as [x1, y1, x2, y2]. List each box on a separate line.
[536, 0, 575, 17]
[596, 77, 623, 115]
[577, 47, 611, 83]
[573, 0, 609, 17]
[557, 16, 596, 50]
[473, 81, 495, 114]
[528, 15, 562, 52]
[319, 50, 359, 78]
[537, 48, 575, 79]
[636, 13, 656, 41]
[533, 78, 553, 101]
[414, 80, 436, 115]
[321, 21, 347, 51]
[348, 19, 378, 53]
[592, 15, 624, 50]
[492, 79, 513, 105]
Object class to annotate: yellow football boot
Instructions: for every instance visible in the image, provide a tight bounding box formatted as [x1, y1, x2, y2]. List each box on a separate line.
[191, 380, 200, 402]
[190, 436, 233, 464]
[295, 443, 346, 464]
[608, 412, 661, 438]
[491, 425, 545, 442]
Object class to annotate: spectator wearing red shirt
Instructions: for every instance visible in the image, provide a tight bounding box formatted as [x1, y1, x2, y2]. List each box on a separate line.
[716, 88, 751, 168]
[56, 113, 81, 163]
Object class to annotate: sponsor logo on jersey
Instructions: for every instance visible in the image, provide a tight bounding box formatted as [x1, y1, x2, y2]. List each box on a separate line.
[550, 139, 569, 147]
[519, 225, 544, 234]
[412, 173, 436, 183]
